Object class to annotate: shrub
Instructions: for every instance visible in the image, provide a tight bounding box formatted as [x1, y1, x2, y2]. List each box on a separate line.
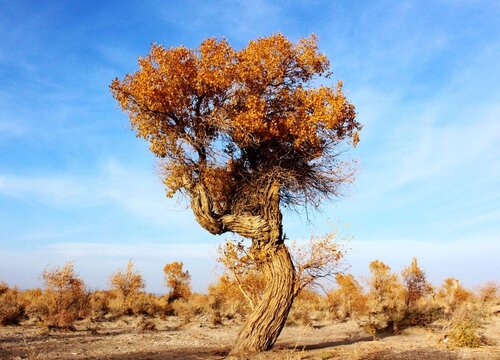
[478, 282, 498, 305]
[127, 292, 168, 316]
[0, 285, 24, 325]
[0, 282, 8, 295]
[20, 288, 43, 320]
[327, 273, 367, 321]
[287, 290, 322, 326]
[39, 262, 89, 329]
[109, 260, 146, 316]
[171, 294, 207, 325]
[401, 257, 431, 307]
[447, 319, 482, 348]
[437, 278, 471, 314]
[208, 275, 253, 319]
[164, 261, 191, 302]
[363, 260, 405, 334]
[110, 260, 145, 299]
[88, 290, 112, 319]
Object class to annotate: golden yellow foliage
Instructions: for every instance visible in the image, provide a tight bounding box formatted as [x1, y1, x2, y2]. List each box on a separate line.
[164, 261, 191, 302]
[328, 273, 367, 321]
[109, 260, 145, 298]
[110, 34, 360, 212]
[437, 277, 471, 313]
[401, 257, 432, 306]
[364, 260, 406, 333]
[40, 262, 88, 328]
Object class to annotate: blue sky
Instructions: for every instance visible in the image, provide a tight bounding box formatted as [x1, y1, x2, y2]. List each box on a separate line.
[0, 0, 499, 293]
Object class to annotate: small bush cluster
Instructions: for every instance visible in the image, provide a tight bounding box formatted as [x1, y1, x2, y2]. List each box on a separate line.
[0, 256, 497, 350]
[0, 283, 24, 325]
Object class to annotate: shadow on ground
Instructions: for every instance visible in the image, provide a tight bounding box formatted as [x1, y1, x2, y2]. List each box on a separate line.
[282, 335, 374, 351]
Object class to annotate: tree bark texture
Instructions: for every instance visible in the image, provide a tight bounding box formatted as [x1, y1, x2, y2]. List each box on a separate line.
[231, 243, 296, 354]
[189, 180, 296, 354]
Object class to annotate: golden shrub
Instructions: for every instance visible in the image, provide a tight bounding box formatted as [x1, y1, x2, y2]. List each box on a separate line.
[287, 290, 323, 326]
[327, 273, 367, 321]
[447, 319, 482, 348]
[478, 282, 498, 305]
[401, 257, 432, 307]
[39, 262, 89, 329]
[0, 286, 24, 325]
[108, 260, 147, 316]
[363, 260, 406, 333]
[164, 261, 191, 302]
[88, 290, 112, 318]
[437, 278, 471, 314]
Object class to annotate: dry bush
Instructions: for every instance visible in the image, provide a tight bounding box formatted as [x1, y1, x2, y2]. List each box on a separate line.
[439, 282, 495, 348]
[478, 282, 498, 305]
[0, 282, 8, 295]
[19, 288, 43, 321]
[363, 260, 406, 334]
[164, 261, 191, 302]
[39, 262, 88, 329]
[444, 300, 491, 348]
[397, 258, 443, 326]
[217, 240, 267, 310]
[286, 289, 323, 326]
[327, 273, 367, 321]
[0, 285, 25, 325]
[216, 233, 345, 315]
[208, 275, 253, 319]
[138, 316, 157, 331]
[290, 233, 346, 294]
[401, 257, 432, 307]
[447, 318, 482, 348]
[109, 260, 145, 298]
[127, 292, 168, 316]
[171, 293, 208, 325]
[108, 260, 147, 316]
[436, 277, 471, 314]
[88, 290, 112, 319]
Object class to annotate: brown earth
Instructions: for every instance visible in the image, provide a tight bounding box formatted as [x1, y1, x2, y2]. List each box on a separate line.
[0, 316, 499, 359]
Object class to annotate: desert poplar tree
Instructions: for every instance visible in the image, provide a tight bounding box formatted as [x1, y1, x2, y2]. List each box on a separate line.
[110, 33, 360, 353]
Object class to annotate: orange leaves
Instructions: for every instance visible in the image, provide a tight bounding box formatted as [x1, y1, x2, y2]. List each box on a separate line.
[110, 33, 360, 201]
[111, 34, 358, 151]
[164, 261, 191, 302]
[197, 37, 236, 94]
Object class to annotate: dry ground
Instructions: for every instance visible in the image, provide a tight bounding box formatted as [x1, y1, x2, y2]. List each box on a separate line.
[0, 316, 499, 360]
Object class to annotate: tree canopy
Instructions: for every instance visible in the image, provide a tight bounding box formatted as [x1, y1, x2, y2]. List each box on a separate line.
[111, 34, 360, 241]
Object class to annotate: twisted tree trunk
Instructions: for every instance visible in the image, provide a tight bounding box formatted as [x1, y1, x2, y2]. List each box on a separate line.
[231, 243, 296, 354]
[190, 180, 296, 354]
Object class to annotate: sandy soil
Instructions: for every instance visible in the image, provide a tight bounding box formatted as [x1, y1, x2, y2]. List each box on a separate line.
[0, 316, 499, 359]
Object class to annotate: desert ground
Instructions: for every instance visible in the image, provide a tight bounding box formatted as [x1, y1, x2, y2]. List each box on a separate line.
[1, 314, 499, 360]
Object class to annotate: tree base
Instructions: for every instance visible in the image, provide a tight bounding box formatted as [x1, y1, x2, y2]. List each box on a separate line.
[231, 244, 296, 354]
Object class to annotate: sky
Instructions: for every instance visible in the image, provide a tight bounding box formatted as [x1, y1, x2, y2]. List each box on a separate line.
[0, 0, 499, 293]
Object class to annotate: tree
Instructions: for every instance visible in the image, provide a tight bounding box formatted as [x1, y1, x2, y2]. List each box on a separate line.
[110, 260, 145, 299]
[110, 33, 360, 353]
[365, 260, 405, 333]
[41, 262, 88, 328]
[164, 261, 191, 302]
[401, 257, 431, 307]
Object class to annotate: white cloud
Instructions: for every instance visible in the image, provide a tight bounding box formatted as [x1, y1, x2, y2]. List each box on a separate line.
[0, 158, 198, 229]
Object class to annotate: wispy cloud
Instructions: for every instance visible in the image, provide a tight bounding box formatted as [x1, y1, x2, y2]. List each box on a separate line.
[0, 159, 196, 228]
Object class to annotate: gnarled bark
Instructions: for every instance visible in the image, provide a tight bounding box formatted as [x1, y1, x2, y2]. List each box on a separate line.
[191, 179, 296, 354]
[231, 243, 296, 354]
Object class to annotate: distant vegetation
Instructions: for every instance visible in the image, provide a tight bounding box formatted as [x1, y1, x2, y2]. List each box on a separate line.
[1, 243, 498, 349]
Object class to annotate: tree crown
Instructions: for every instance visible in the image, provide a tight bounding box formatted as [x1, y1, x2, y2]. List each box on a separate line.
[111, 34, 360, 215]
